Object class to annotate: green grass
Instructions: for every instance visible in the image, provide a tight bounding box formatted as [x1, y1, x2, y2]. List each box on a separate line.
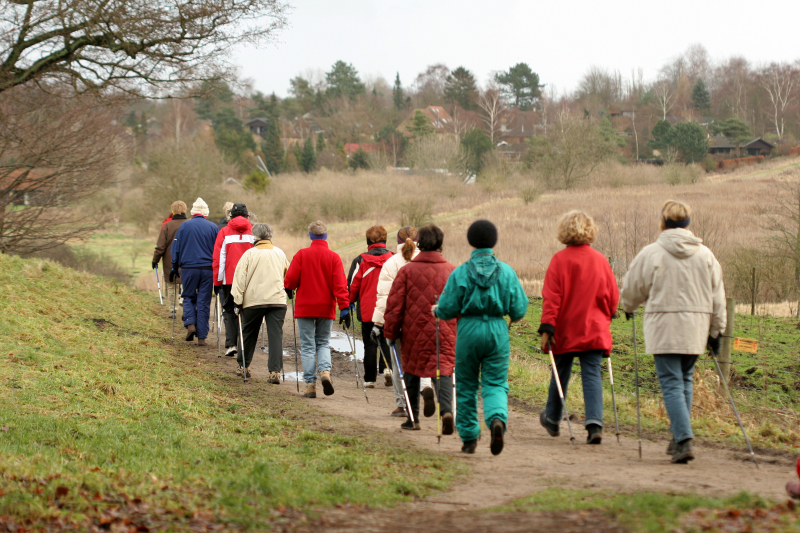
[509, 299, 800, 451]
[492, 487, 798, 533]
[0, 254, 462, 531]
[80, 228, 154, 278]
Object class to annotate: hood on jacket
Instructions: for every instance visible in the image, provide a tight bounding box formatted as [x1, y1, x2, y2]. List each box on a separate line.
[228, 216, 252, 234]
[466, 249, 499, 288]
[657, 228, 702, 259]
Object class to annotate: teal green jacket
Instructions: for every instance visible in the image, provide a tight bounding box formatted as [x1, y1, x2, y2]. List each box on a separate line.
[436, 249, 528, 322]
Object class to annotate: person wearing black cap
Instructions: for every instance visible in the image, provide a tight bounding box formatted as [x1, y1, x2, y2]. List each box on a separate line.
[434, 219, 528, 455]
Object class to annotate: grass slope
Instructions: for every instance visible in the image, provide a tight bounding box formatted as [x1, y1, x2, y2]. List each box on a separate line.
[0, 255, 461, 531]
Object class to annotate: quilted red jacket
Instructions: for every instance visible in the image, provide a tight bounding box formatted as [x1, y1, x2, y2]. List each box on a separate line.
[284, 240, 349, 319]
[348, 243, 393, 322]
[383, 251, 456, 377]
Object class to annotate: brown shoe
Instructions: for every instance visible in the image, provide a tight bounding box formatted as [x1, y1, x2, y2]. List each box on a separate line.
[442, 412, 454, 435]
[303, 383, 316, 398]
[320, 370, 334, 396]
[268, 372, 281, 384]
[197, 338, 207, 346]
[185, 324, 197, 341]
[390, 407, 407, 417]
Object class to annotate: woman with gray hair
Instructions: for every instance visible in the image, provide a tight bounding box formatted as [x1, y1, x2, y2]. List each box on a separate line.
[231, 223, 290, 383]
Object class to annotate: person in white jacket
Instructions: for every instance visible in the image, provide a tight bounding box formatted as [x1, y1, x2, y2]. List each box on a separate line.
[372, 226, 435, 418]
[231, 223, 290, 383]
[621, 200, 726, 464]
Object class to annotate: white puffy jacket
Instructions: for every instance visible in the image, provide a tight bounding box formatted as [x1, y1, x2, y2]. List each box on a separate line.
[621, 228, 726, 355]
[372, 242, 420, 326]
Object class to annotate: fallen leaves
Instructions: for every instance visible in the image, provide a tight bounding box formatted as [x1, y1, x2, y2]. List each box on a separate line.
[680, 501, 800, 532]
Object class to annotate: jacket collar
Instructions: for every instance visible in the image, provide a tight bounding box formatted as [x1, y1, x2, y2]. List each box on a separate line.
[255, 240, 273, 250]
[172, 213, 187, 220]
[191, 214, 207, 219]
[228, 216, 252, 234]
[310, 240, 329, 249]
[368, 242, 387, 251]
[413, 251, 447, 263]
[471, 248, 494, 257]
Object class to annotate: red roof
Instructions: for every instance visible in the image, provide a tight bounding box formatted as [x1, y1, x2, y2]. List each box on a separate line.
[344, 143, 378, 155]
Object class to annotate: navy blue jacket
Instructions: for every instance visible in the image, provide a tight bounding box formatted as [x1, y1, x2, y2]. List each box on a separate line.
[171, 214, 219, 269]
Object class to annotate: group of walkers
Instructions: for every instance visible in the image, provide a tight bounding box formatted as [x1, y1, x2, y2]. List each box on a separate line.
[152, 196, 734, 463]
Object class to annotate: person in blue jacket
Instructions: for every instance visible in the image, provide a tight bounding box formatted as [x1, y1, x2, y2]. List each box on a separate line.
[171, 198, 219, 345]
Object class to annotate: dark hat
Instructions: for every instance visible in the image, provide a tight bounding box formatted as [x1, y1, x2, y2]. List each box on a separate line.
[467, 219, 498, 249]
[230, 203, 248, 218]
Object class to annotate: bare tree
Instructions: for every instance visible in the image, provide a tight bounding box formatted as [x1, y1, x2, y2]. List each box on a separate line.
[652, 78, 675, 120]
[759, 62, 798, 141]
[477, 88, 506, 144]
[447, 106, 477, 141]
[0, 0, 289, 95]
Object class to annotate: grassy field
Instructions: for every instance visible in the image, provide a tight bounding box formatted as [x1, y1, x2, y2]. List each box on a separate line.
[508, 300, 800, 452]
[0, 254, 462, 531]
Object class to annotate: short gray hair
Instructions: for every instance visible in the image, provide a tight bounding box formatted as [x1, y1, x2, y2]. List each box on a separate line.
[308, 220, 327, 235]
[252, 223, 273, 241]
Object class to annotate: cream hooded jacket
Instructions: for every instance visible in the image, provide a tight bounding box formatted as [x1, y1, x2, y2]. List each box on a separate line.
[621, 228, 726, 355]
[372, 243, 420, 326]
[231, 241, 290, 308]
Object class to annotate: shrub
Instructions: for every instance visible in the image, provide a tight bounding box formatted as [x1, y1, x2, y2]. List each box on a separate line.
[348, 148, 370, 171]
[398, 198, 433, 227]
[701, 155, 717, 173]
[243, 170, 271, 194]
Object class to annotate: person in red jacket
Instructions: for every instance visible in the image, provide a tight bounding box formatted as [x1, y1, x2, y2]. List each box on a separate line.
[348, 226, 393, 387]
[787, 455, 800, 499]
[212, 203, 254, 359]
[284, 220, 350, 398]
[384, 225, 457, 432]
[538, 210, 619, 445]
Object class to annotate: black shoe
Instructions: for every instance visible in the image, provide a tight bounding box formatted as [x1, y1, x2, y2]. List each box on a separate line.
[185, 324, 196, 341]
[490, 418, 505, 455]
[587, 424, 602, 445]
[401, 420, 420, 431]
[540, 411, 560, 437]
[671, 438, 695, 464]
[666, 439, 677, 455]
[442, 412, 454, 435]
[461, 440, 478, 454]
[421, 386, 435, 418]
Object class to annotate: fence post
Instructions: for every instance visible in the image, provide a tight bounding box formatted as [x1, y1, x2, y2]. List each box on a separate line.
[719, 297, 735, 384]
[751, 268, 756, 316]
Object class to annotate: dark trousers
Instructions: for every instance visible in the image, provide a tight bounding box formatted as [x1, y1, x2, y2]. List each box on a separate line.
[362, 321, 387, 382]
[180, 268, 213, 339]
[221, 285, 238, 349]
[404, 372, 452, 423]
[239, 306, 287, 370]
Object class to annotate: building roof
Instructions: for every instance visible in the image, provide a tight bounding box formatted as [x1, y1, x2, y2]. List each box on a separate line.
[344, 143, 378, 155]
[246, 118, 269, 126]
[710, 136, 776, 149]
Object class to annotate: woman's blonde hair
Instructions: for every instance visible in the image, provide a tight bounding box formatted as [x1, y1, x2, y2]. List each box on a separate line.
[557, 210, 598, 245]
[660, 199, 692, 231]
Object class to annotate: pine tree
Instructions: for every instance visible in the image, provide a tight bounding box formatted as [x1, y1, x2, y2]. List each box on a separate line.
[260, 94, 283, 175]
[348, 148, 370, 171]
[316, 132, 325, 154]
[444, 67, 478, 110]
[691, 79, 711, 112]
[325, 60, 365, 100]
[392, 72, 404, 110]
[494, 63, 542, 110]
[301, 136, 316, 173]
[409, 110, 435, 138]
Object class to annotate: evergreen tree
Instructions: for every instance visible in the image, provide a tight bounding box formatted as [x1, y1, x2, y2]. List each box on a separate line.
[460, 128, 493, 174]
[293, 143, 302, 168]
[392, 73, 405, 111]
[260, 94, 283, 175]
[671, 122, 709, 163]
[316, 132, 325, 154]
[348, 148, 370, 171]
[691, 79, 711, 112]
[325, 60, 366, 100]
[409, 110, 435, 138]
[712, 117, 751, 156]
[649, 119, 673, 151]
[301, 136, 316, 172]
[211, 106, 255, 169]
[494, 63, 542, 110]
[195, 79, 234, 120]
[444, 67, 478, 110]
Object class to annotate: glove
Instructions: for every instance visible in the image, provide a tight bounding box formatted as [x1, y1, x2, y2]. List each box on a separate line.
[285, 288, 294, 300]
[214, 285, 221, 296]
[234, 303, 243, 316]
[169, 269, 177, 283]
[151, 262, 158, 270]
[708, 335, 721, 356]
[370, 324, 383, 342]
[339, 308, 351, 329]
[625, 312, 634, 320]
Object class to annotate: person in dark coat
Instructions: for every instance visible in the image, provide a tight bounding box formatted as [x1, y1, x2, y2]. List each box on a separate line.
[384, 225, 457, 432]
[171, 198, 219, 346]
[153, 200, 187, 318]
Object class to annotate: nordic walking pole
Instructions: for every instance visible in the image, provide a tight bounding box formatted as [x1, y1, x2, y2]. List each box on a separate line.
[238, 312, 248, 383]
[711, 345, 759, 468]
[547, 341, 575, 446]
[292, 298, 299, 393]
[343, 323, 369, 403]
[171, 279, 178, 342]
[607, 356, 621, 444]
[215, 295, 221, 358]
[391, 342, 415, 424]
[435, 295, 442, 444]
[632, 314, 643, 460]
[154, 266, 164, 305]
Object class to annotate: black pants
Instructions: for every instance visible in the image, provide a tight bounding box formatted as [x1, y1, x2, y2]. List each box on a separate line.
[239, 306, 287, 370]
[362, 321, 387, 382]
[404, 372, 452, 422]
[221, 285, 238, 349]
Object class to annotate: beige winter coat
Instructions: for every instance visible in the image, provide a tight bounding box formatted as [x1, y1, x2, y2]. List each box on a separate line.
[372, 243, 420, 325]
[231, 241, 290, 308]
[621, 228, 726, 355]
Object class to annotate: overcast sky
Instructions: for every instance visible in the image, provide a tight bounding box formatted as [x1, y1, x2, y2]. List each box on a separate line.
[233, 0, 800, 98]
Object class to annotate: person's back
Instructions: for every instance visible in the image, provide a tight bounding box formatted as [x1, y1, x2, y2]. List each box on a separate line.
[173, 214, 218, 268]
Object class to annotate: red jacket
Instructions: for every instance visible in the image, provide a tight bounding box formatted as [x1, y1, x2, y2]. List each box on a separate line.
[540, 244, 619, 355]
[384, 251, 457, 377]
[212, 216, 254, 286]
[284, 240, 349, 319]
[348, 243, 393, 322]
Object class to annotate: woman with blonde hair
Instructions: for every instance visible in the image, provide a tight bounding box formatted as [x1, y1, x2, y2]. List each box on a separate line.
[539, 210, 619, 445]
[622, 200, 726, 464]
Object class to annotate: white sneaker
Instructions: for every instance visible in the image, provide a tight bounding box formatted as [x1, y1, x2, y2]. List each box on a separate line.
[364, 382, 376, 389]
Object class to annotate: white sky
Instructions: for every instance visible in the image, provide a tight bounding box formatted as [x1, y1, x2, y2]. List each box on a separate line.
[233, 0, 800, 98]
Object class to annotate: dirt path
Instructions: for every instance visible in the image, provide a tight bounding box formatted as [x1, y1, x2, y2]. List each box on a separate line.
[190, 317, 795, 530]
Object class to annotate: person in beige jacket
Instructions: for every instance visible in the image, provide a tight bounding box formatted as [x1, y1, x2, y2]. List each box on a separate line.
[372, 226, 435, 418]
[621, 200, 726, 464]
[231, 223, 290, 383]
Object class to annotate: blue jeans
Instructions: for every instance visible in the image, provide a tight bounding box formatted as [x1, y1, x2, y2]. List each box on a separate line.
[654, 354, 698, 443]
[297, 318, 333, 383]
[180, 268, 213, 339]
[545, 350, 604, 428]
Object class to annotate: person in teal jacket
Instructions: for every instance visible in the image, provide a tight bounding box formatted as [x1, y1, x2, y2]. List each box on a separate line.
[434, 220, 529, 455]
